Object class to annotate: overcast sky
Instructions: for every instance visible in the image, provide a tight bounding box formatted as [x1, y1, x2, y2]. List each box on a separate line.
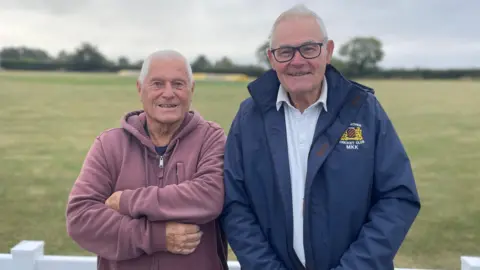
[0, 0, 478, 69]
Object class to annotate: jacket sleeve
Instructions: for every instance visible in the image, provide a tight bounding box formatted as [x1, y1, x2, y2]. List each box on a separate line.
[220, 109, 289, 270]
[66, 137, 167, 261]
[333, 99, 421, 270]
[118, 127, 226, 224]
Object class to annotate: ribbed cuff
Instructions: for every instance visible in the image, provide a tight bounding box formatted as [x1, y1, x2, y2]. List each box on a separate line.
[118, 189, 133, 216]
[151, 221, 167, 252]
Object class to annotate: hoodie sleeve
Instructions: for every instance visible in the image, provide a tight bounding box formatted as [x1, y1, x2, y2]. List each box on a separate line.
[332, 98, 421, 270]
[220, 109, 289, 270]
[118, 126, 226, 224]
[66, 137, 167, 261]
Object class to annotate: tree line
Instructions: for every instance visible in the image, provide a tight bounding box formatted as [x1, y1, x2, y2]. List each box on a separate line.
[1, 37, 479, 79]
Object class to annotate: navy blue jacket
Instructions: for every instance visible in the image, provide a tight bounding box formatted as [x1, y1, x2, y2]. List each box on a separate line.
[220, 65, 421, 270]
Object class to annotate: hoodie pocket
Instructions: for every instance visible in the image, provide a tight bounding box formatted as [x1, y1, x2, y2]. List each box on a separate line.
[176, 162, 185, 184]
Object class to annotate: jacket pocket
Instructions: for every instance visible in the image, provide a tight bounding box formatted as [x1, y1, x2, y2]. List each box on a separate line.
[176, 162, 185, 184]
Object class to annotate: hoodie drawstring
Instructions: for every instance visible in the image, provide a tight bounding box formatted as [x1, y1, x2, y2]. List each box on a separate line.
[144, 147, 149, 186]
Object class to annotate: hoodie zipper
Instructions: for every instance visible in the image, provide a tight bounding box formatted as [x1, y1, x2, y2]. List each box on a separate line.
[158, 139, 180, 169]
[159, 155, 164, 168]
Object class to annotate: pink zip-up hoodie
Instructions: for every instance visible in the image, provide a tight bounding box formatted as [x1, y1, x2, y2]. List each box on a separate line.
[66, 110, 228, 270]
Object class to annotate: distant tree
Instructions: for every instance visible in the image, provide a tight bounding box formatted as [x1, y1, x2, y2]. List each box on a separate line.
[214, 56, 234, 69]
[56, 50, 71, 64]
[56, 50, 69, 60]
[117, 56, 130, 67]
[0, 46, 52, 61]
[191, 55, 212, 71]
[330, 56, 347, 73]
[338, 37, 384, 76]
[69, 42, 110, 71]
[0, 48, 20, 60]
[23, 48, 52, 62]
[132, 59, 144, 68]
[256, 40, 270, 68]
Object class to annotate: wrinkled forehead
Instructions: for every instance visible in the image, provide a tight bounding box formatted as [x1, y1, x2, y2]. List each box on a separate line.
[271, 16, 325, 48]
[146, 58, 190, 82]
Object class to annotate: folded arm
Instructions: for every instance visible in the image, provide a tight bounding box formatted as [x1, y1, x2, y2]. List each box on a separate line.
[332, 100, 421, 270]
[66, 137, 166, 261]
[118, 127, 226, 224]
[220, 111, 288, 270]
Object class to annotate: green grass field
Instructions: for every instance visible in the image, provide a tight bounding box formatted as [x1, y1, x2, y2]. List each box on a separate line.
[0, 71, 479, 270]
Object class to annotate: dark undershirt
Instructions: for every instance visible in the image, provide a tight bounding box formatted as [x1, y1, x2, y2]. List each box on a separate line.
[155, 146, 167, 156]
[144, 122, 168, 156]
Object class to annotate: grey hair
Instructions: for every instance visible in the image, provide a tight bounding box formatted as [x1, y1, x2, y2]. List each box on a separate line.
[137, 49, 193, 85]
[268, 4, 328, 48]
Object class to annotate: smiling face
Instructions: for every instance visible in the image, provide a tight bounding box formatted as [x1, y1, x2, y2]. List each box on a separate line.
[268, 15, 334, 95]
[137, 57, 194, 126]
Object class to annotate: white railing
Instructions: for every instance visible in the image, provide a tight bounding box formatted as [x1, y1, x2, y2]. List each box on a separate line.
[0, 240, 479, 270]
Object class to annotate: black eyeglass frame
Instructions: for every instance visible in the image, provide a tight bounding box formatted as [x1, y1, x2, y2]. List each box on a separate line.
[270, 38, 328, 63]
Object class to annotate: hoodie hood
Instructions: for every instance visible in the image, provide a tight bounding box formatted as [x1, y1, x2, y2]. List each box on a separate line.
[120, 110, 201, 155]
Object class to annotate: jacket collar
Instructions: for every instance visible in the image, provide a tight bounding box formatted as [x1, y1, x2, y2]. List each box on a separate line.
[247, 64, 372, 116]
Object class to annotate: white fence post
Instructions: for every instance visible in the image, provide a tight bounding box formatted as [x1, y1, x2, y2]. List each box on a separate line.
[2, 239, 480, 270]
[10, 241, 44, 270]
[462, 256, 480, 270]
[227, 260, 241, 270]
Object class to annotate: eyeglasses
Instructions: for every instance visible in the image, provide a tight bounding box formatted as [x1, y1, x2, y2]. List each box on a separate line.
[270, 40, 327, 63]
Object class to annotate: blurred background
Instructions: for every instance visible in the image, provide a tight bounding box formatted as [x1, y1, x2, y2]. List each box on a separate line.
[0, 1, 479, 270]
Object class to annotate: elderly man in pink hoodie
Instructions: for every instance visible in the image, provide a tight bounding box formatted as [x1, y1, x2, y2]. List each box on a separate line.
[66, 50, 228, 270]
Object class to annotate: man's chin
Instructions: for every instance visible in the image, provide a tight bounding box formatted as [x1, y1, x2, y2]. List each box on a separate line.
[152, 113, 182, 124]
[284, 78, 313, 88]
[157, 118, 181, 125]
[285, 84, 315, 94]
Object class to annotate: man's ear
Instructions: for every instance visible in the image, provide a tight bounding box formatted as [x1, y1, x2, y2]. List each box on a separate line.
[326, 40, 335, 64]
[136, 80, 143, 101]
[267, 49, 276, 70]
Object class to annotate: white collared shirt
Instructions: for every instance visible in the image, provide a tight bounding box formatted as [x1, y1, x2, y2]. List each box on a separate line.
[276, 79, 328, 266]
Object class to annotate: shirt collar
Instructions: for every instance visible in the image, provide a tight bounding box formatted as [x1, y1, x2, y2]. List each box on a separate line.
[276, 77, 328, 112]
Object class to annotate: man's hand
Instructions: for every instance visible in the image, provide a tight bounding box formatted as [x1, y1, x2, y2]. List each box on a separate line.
[166, 222, 203, 255]
[105, 191, 122, 211]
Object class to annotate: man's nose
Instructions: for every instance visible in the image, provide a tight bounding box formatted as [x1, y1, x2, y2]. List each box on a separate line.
[289, 50, 307, 65]
[162, 83, 175, 98]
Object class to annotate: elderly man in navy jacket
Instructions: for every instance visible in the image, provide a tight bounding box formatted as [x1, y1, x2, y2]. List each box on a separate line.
[220, 4, 421, 270]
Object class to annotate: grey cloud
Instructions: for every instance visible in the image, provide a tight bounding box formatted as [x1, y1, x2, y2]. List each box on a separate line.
[0, 0, 92, 15]
[0, 0, 478, 68]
